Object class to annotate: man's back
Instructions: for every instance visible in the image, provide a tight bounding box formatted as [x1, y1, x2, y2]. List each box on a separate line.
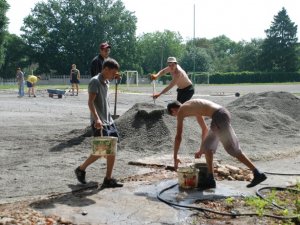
[179, 99, 222, 118]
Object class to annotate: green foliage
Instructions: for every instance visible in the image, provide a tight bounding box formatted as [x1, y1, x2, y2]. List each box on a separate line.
[136, 30, 184, 74]
[21, 0, 137, 75]
[0, 0, 9, 67]
[225, 197, 235, 206]
[260, 7, 299, 72]
[180, 39, 212, 73]
[198, 71, 300, 84]
[237, 39, 263, 72]
[245, 196, 269, 216]
[0, 34, 31, 78]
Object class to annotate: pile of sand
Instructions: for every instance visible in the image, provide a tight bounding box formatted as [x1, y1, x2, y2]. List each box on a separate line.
[228, 91, 300, 159]
[116, 91, 300, 161]
[115, 102, 201, 155]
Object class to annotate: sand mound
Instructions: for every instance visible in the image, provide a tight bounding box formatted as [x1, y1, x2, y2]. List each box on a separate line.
[228, 91, 300, 159]
[116, 91, 300, 161]
[115, 102, 201, 154]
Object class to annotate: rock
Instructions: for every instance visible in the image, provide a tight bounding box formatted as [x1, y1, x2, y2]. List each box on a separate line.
[0, 217, 17, 225]
[227, 175, 235, 181]
[225, 164, 240, 174]
[216, 167, 230, 176]
[234, 174, 245, 181]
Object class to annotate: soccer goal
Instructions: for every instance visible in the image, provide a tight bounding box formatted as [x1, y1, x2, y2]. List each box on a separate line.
[124, 70, 139, 86]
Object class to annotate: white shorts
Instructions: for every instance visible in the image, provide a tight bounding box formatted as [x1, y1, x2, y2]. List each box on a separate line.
[202, 109, 242, 157]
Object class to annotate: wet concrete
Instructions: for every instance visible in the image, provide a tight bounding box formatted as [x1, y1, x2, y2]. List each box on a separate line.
[31, 179, 256, 225]
[29, 154, 300, 225]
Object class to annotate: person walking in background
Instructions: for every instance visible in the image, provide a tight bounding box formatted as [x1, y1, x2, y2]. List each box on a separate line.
[26, 75, 41, 97]
[90, 42, 111, 77]
[75, 58, 123, 189]
[151, 57, 194, 103]
[16, 68, 25, 97]
[70, 64, 80, 96]
[167, 99, 267, 189]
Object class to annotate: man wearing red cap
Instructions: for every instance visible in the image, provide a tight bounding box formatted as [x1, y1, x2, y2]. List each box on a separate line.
[90, 42, 111, 77]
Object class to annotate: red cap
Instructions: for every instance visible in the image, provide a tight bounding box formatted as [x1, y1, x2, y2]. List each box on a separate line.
[100, 42, 111, 49]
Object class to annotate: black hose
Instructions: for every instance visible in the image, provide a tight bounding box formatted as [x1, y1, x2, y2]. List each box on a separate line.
[157, 182, 300, 220]
[264, 172, 300, 176]
[256, 186, 300, 210]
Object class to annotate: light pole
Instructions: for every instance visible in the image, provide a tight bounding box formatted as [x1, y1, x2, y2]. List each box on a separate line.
[160, 44, 164, 70]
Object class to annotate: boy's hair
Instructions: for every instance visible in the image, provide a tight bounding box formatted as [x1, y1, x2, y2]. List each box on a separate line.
[167, 100, 181, 114]
[103, 58, 120, 70]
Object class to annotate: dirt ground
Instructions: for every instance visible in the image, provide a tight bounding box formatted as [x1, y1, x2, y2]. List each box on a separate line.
[0, 83, 300, 224]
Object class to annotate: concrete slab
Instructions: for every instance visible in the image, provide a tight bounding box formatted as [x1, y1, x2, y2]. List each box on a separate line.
[30, 155, 300, 225]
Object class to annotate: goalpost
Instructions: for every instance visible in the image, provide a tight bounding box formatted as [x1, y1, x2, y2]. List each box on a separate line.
[124, 70, 139, 87]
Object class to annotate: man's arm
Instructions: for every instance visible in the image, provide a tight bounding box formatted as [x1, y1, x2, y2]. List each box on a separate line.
[90, 58, 98, 77]
[196, 116, 208, 141]
[194, 115, 208, 158]
[88, 92, 102, 129]
[151, 66, 170, 80]
[174, 114, 184, 171]
[153, 73, 180, 100]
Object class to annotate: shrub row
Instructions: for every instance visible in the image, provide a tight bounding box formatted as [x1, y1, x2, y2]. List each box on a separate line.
[159, 72, 300, 84]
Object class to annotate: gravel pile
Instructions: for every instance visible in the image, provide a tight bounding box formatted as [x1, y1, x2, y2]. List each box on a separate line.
[116, 102, 201, 155]
[228, 91, 300, 160]
[116, 92, 300, 161]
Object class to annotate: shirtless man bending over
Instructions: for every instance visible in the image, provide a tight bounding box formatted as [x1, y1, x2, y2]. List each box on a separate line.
[151, 57, 194, 103]
[167, 99, 267, 188]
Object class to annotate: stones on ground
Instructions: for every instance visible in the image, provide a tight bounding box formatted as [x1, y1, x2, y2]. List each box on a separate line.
[214, 163, 252, 181]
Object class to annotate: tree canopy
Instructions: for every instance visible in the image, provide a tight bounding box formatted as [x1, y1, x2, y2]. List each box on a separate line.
[0, 0, 9, 67]
[260, 7, 299, 72]
[20, 0, 137, 74]
[0, 2, 299, 79]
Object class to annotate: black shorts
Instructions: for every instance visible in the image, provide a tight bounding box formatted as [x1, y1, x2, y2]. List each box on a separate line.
[71, 78, 80, 84]
[91, 122, 119, 139]
[177, 85, 194, 103]
[26, 81, 33, 88]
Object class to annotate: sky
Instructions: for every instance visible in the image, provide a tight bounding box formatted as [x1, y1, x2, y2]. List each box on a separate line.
[6, 0, 300, 42]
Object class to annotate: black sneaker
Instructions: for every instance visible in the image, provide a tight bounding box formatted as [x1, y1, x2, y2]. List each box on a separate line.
[247, 173, 267, 188]
[200, 178, 216, 189]
[75, 166, 87, 184]
[101, 177, 123, 189]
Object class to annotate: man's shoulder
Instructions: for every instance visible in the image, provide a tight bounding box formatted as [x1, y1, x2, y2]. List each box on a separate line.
[91, 55, 103, 62]
[90, 74, 100, 82]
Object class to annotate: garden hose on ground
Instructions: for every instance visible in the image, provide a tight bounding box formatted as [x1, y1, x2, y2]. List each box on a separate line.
[256, 186, 300, 210]
[264, 172, 300, 176]
[157, 171, 300, 221]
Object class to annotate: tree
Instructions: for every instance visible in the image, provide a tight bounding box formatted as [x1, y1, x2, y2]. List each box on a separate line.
[180, 39, 212, 73]
[260, 7, 298, 72]
[237, 39, 263, 72]
[21, 0, 137, 75]
[0, 34, 31, 78]
[209, 35, 241, 72]
[137, 30, 184, 74]
[0, 0, 9, 68]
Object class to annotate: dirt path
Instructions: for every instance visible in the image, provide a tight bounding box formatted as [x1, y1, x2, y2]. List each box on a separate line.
[1, 84, 299, 203]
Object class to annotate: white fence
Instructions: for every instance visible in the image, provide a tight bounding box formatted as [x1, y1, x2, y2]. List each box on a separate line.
[0, 74, 152, 86]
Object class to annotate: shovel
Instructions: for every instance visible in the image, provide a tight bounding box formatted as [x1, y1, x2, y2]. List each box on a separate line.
[152, 79, 156, 104]
[112, 79, 119, 120]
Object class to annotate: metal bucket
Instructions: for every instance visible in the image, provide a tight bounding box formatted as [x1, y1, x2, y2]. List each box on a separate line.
[194, 162, 208, 188]
[177, 167, 198, 189]
[92, 136, 117, 156]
